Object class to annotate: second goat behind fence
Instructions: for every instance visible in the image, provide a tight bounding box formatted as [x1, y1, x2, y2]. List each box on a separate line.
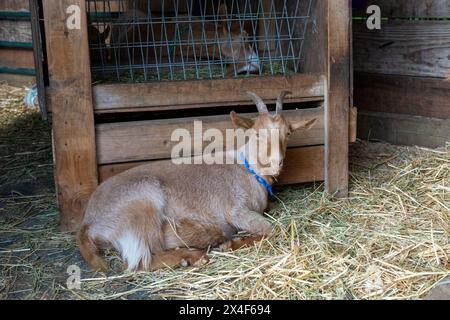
[87, 0, 313, 82]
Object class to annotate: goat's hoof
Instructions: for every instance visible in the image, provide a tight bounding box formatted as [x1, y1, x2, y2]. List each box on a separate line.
[192, 255, 209, 267]
[180, 251, 209, 268]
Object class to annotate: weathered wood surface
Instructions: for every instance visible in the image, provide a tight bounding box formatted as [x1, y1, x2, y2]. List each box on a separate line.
[353, 1, 450, 149]
[354, 0, 450, 17]
[349, 107, 358, 143]
[358, 110, 450, 148]
[43, 0, 98, 232]
[277, 146, 324, 185]
[0, 20, 32, 43]
[0, 73, 35, 85]
[98, 146, 325, 185]
[355, 72, 450, 120]
[0, 47, 34, 68]
[0, 0, 29, 12]
[325, 0, 351, 197]
[300, 0, 326, 74]
[96, 108, 324, 164]
[93, 74, 325, 112]
[354, 21, 450, 78]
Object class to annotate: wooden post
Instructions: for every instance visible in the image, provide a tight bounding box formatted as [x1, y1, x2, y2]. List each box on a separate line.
[43, 0, 98, 231]
[324, 0, 351, 197]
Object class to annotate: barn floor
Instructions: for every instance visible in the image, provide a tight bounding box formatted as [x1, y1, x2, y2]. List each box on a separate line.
[0, 84, 449, 300]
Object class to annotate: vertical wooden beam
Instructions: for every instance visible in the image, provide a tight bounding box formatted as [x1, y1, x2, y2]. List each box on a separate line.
[29, 0, 47, 120]
[43, 0, 98, 231]
[299, 0, 326, 74]
[325, 0, 351, 197]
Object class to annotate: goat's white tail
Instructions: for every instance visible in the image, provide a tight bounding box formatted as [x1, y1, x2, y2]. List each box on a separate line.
[112, 201, 165, 271]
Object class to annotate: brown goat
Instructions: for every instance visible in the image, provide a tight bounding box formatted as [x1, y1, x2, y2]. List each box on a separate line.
[77, 91, 317, 272]
[109, 4, 259, 76]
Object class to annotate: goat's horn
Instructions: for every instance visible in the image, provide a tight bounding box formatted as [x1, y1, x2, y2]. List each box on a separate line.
[276, 91, 292, 113]
[245, 91, 268, 114]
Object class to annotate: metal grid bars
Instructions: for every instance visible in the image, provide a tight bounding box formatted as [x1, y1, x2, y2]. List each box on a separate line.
[86, 0, 313, 83]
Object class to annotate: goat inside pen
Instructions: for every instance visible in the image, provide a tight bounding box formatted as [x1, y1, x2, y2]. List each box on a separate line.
[87, 0, 313, 83]
[0, 84, 449, 299]
[43, 0, 350, 242]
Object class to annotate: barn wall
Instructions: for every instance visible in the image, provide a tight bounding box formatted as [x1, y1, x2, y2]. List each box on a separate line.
[354, 0, 450, 148]
[0, 0, 36, 85]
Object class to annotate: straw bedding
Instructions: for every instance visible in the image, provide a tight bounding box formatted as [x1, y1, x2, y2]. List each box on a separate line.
[0, 83, 449, 299]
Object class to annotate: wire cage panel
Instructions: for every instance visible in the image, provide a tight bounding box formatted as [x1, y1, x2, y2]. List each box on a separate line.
[87, 0, 313, 83]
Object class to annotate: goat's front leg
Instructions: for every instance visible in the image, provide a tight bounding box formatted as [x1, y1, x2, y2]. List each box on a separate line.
[229, 209, 273, 236]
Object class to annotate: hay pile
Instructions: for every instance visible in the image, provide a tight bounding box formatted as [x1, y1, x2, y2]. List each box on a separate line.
[0, 83, 449, 299]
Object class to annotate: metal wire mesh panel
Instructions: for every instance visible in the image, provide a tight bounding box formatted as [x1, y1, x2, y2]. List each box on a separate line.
[87, 0, 313, 83]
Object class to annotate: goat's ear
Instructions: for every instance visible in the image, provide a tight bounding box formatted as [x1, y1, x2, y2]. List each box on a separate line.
[290, 118, 317, 132]
[230, 111, 254, 129]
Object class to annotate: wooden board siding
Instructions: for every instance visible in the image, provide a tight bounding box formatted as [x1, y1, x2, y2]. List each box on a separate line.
[354, 21, 450, 78]
[0, 73, 35, 85]
[354, 0, 450, 17]
[355, 73, 450, 120]
[353, 0, 450, 148]
[98, 146, 325, 185]
[0, 0, 29, 12]
[0, 47, 34, 69]
[358, 111, 450, 148]
[96, 108, 324, 165]
[93, 73, 325, 112]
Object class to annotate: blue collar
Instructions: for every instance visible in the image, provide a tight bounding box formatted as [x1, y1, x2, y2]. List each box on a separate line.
[240, 153, 273, 197]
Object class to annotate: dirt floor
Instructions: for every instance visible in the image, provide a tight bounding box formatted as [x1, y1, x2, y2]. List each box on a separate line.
[0, 84, 449, 300]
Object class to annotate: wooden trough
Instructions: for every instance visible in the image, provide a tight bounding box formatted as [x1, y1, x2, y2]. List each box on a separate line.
[38, 0, 354, 231]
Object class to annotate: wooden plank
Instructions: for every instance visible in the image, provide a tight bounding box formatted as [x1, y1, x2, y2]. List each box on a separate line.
[358, 110, 450, 148]
[93, 73, 325, 112]
[0, 20, 32, 43]
[29, 0, 47, 120]
[0, 0, 29, 12]
[300, 0, 326, 74]
[349, 106, 358, 143]
[278, 146, 324, 185]
[353, 0, 450, 18]
[0, 73, 35, 85]
[91, 96, 324, 114]
[354, 20, 450, 78]
[0, 47, 34, 69]
[43, 0, 98, 232]
[355, 72, 450, 119]
[98, 146, 325, 185]
[325, 0, 351, 197]
[96, 108, 324, 165]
